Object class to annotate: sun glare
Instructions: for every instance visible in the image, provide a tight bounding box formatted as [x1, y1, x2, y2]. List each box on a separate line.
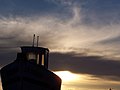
[54, 71, 78, 82]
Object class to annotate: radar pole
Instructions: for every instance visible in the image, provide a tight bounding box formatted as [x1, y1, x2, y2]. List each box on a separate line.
[37, 36, 39, 47]
[32, 34, 35, 47]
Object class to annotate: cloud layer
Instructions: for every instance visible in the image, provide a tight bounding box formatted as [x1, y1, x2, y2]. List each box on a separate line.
[0, 0, 120, 83]
[0, 7, 120, 58]
[49, 52, 120, 81]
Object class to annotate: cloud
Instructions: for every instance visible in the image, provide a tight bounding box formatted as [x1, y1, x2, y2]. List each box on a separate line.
[0, 1, 120, 85]
[49, 52, 120, 81]
[0, 5, 120, 57]
[99, 35, 120, 46]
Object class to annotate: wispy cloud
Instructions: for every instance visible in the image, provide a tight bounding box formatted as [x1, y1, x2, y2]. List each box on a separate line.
[0, 6, 120, 59]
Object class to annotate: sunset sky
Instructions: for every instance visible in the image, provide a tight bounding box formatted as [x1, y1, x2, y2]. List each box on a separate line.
[0, 0, 120, 90]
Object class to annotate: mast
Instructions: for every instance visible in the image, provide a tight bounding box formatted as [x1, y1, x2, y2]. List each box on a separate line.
[32, 34, 35, 47]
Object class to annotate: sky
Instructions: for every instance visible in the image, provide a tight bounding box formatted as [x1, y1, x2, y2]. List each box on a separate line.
[0, 0, 120, 90]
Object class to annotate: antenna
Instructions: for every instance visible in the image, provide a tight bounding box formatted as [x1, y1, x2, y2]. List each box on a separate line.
[37, 36, 39, 47]
[32, 34, 35, 47]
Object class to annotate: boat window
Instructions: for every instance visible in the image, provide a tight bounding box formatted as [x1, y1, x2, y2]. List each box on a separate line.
[27, 53, 37, 60]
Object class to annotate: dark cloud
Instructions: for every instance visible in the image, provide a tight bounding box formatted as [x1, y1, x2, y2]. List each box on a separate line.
[1, 50, 120, 80]
[49, 52, 120, 80]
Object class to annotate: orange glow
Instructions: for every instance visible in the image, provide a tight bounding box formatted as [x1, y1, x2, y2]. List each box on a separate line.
[54, 71, 79, 82]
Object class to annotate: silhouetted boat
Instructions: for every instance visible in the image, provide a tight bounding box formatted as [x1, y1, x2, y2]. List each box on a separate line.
[0, 35, 61, 90]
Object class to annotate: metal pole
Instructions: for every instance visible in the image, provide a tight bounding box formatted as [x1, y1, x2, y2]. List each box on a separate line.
[37, 36, 39, 47]
[32, 34, 35, 47]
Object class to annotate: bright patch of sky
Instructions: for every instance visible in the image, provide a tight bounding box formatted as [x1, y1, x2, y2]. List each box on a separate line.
[54, 71, 120, 90]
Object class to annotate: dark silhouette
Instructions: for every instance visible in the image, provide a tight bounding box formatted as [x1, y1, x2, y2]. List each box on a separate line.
[109, 88, 112, 90]
[0, 35, 61, 90]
